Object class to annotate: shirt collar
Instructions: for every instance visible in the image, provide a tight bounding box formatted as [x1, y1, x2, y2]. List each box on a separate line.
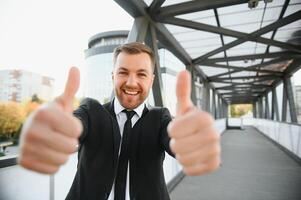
[113, 97, 145, 118]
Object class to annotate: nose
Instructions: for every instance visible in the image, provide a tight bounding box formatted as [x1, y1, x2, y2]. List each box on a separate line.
[125, 74, 138, 87]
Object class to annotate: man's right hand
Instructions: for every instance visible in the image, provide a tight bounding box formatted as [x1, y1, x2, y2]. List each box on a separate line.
[18, 67, 83, 174]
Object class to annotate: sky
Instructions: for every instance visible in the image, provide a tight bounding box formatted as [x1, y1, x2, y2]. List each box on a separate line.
[0, 0, 133, 97]
[0, 0, 300, 99]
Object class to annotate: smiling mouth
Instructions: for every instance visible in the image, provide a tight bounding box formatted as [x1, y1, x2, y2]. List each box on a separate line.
[123, 90, 139, 95]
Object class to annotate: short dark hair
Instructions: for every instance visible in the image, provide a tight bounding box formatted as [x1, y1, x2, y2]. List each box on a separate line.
[113, 42, 155, 71]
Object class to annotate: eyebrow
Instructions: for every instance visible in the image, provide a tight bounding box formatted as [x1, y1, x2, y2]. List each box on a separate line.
[118, 67, 150, 74]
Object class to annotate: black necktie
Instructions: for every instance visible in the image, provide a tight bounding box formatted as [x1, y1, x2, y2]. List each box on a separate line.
[114, 110, 135, 200]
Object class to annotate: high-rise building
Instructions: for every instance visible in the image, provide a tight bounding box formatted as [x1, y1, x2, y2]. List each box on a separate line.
[84, 31, 129, 104]
[0, 69, 54, 102]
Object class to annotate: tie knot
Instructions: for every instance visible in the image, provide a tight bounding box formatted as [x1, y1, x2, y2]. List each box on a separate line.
[122, 110, 136, 120]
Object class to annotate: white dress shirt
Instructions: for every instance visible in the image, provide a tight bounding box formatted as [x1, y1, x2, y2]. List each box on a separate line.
[108, 98, 145, 200]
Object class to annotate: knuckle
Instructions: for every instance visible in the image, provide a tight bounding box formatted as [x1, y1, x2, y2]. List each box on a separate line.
[209, 132, 220, 143]
[49, 166, 60, 174]
[169, 139, 177, 153]
[208, 159, 220, 171]
[167, 121, 176, 136]
[35, 108, 48, 121]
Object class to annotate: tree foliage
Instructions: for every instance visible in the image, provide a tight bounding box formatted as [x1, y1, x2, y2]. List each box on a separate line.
[230, 104, 252, 117]
[0, 101, 25, 138]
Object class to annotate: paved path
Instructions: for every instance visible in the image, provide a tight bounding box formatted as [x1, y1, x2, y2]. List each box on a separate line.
[170, 126, 301, 200]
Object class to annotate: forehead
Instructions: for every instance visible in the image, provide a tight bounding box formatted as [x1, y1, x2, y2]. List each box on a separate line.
[115, 52, 153, 71]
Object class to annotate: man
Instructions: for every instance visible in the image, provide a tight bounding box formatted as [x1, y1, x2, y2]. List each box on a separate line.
[18, 42, 220, 200]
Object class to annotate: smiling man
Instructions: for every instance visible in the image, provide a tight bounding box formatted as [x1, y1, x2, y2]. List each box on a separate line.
[18, 42, 221, 200]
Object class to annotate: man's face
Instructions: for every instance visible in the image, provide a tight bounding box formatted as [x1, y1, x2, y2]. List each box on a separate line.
[112, 52, 154, 110]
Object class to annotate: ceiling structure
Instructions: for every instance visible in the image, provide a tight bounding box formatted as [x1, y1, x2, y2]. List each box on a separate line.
[114, 0, 301, 104]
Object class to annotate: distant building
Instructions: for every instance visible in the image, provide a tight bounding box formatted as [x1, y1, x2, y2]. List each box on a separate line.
[294, 85, 301, 123]
[0, 69, 54, 102]
[84, 30, 129, 104]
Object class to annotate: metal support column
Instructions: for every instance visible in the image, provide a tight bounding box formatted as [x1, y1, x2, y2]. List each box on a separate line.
[284, 77, 298, 123]
[145, 24, 165, 106]
[271, 87, 280, 121]
[252, 101, 257, 118]
[127, 17, 149, 43]
[258, 97, 263, 118]
[265, 92, 270, 119]
[186, 65, 197, 105]
[212, 90, 217, 119]
[202, 82, 210, 112]
[282, 80, 288, 122]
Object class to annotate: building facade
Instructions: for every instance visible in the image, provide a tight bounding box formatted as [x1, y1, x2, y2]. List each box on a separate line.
[0, 69, 54, 102]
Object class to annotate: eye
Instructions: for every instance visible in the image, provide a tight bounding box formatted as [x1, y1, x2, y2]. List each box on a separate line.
[118, 71, 127, 75]
[138, 73, 147, 77]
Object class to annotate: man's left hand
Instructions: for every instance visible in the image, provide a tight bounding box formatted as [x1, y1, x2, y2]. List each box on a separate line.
[168, 70, 221, 176]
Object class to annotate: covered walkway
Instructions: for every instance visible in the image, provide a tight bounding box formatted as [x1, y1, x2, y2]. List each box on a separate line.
[170, 127, 301, 200]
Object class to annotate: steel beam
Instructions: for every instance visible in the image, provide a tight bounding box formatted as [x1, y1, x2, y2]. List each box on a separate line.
[201, 51, 300, 63]
[161, 17, 301, 53]
[215, 84, 271, 90]
[149, 0, 166, 13]
[208, 58, 285, 78]
[210, 75, 281, 81]
[155, 0, 248, 19]
[193, 10, 301, 64]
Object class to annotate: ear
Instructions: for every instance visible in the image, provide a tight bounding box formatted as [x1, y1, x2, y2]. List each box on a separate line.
[111, 71, 114, 81]
[150, 74, 155, 86]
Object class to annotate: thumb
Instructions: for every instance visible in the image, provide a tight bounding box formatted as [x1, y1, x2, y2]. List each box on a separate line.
[56, 67, 80, 112]
[176, 70, 194, 116]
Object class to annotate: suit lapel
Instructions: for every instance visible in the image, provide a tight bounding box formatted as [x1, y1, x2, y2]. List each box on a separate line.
[103, 100, 121, 167]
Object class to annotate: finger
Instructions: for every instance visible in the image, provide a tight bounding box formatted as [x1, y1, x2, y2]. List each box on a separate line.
[18, 155, 60, 174]
[168, 109, 214, 139]
[33, 106, 82, 138]
[23, 142, 69, 166]
[183, 157, 220, 176]
[176, 70, 194, 116]
[176, 143, 221, 167]
[30, 123, 79, 154]
[56, 67, 80, 112]
[170, 128, 219, 154]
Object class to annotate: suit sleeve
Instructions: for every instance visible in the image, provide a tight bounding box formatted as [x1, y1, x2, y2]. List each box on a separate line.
[160, 108, 175, 157]
[73, 98, 90, 144]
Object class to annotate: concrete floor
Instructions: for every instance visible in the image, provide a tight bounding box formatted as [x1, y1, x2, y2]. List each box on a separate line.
[170, 127, 301, 200]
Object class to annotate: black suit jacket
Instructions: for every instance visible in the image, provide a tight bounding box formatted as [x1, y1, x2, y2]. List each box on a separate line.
[65, 98, 174, 200]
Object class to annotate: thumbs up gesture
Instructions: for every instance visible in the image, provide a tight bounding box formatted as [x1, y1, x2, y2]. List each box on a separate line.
[168, 70, 221, 176]
[18, 67, 83, 174]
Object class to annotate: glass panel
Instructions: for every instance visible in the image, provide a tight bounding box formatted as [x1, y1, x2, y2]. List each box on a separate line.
[292, 68, 301, 124]
[178, 10, 216, 26]
[284, 4, 301, 17]
[199, 65, 228, 77]
[226, 41, 257, 57]
[162, 0, 192, 7]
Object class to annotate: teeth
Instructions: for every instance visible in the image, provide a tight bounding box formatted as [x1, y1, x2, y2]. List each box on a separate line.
[125, 90, 138, 95]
